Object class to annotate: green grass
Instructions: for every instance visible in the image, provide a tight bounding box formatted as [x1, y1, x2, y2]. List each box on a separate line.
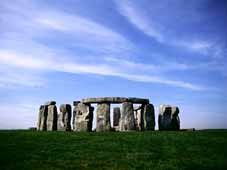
[0, 130, 227, 170]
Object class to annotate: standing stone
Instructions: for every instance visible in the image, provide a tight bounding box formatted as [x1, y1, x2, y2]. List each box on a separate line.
[73, 102, 93, 132]
[134, 105, 143, 131]
[37, 105, 48, 131]
[46, 105, 58, 131]
[113, 107, 121, 130]
[57, 113, 63, 131]
[142, 104, 155, 130]
[96, 103, 111, 132]
[37, 105, 43, 130]
[58, 104, 72, 131]
[72, 101, 80, 130]
[158, 105, 180, 130]
[171, 106, 180, 130]
[119, 102, 135, 131]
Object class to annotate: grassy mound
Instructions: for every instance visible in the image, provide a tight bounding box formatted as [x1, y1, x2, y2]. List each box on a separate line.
[0, 130, 227, 170]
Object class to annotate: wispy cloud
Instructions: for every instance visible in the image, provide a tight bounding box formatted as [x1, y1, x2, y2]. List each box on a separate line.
[114, 73, 206, 91]
[115, 0, 225, 59]
[0, 0, 134, 57]
[115, 1, 164, 43]
[35, 10, 134, 54]
[0, 69, 45, 88]
[0, 47, 206, 91]
[0, 0, 212, 91]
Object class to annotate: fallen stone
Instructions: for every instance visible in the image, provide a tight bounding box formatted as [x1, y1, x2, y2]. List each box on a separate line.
[29, 127, 37, 131]
[180, 128, 195, 131]
[96, 103, 111, 132]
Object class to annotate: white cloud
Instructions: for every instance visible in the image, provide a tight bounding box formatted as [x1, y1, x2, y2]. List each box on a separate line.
[0, 0, 212, 91]
[0, 48, 206, 91]
[0, 50, 48, 70]
[116, 0, 164, 43]
[115, 0, 224, 58]
[104, 57, 157, 71]
[117, 73, 205, 91]
[0, 62, 45, 88]
[36, 10, 135, 55]
[0, 0, 134, 57]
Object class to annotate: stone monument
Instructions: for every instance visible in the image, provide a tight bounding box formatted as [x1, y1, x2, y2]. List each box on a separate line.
[37, 97, 181, 132]
[158, 105, 180, 130]
[58, 104, 72, 131]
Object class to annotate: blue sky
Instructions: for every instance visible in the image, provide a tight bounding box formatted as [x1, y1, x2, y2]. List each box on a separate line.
[0, 0, 226, 129]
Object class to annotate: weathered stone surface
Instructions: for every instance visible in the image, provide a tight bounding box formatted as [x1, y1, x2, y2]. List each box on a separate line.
[81, 97, 149, 104]
[57, 104, 71, 131]
[81, 97, 127, 104]
[72, 102, 79, 130]
[96, 103, 111, 132]
[171, 106, 180, 130]
[73, 101, 80, 106]
[113, 107, 121, 126]
[134, 106, 142, 131]
[57, 113, 63, 131]
[46, 105, 58, 131]
[158, 105, 180, 130]
[142, 104, 155, 130]
[73, 102, 93, 132]
[37, 105, 48, 131]
[44, 101, 56, 106]
[119, 102, 135, 131]
[37, 105, 43, 130]
[128, 97, 149, 104]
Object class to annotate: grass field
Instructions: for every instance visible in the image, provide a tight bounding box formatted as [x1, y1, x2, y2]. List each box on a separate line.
[0, 130, 227, 170]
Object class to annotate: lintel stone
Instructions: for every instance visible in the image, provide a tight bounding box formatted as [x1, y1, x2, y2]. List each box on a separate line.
[80, 97, 149, 104]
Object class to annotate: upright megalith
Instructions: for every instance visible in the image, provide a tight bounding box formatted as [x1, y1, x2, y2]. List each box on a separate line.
[37, 101, 57, 131]
[37, 97, 181, 133]
[119, 102, 135, 131]
[37, 105, 48, 131]
[37, 105, 43, 130]
[158, 105, 180, 130]
[142, 104, 155, 130]
[73, 102, 93, 132]
[113, 107, 121, 131]
[72, 101, 80, 130]
[171, 106, 180, 130]
[96, 103, 111, 132]
[58, 104, 71, 131]
[46, 103, 58, 131]
[134, 105, 143, 131]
